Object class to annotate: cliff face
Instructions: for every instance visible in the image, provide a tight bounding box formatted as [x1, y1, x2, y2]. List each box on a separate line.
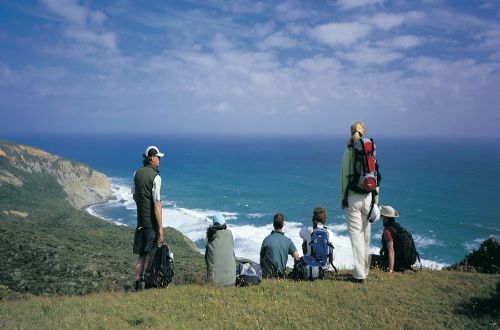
[0, 141, 112, 209]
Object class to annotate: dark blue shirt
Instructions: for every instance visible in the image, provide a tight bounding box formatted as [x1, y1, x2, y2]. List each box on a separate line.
[260, 230, 297, 278]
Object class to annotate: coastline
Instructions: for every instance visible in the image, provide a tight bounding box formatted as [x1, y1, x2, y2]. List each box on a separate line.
[85, 178, 449, 270]
[4, 135, 497, 269]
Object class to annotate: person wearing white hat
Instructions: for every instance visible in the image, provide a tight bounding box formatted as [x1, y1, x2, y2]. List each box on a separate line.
[379, 205, 400, 273]
[131, 145, 165, 291]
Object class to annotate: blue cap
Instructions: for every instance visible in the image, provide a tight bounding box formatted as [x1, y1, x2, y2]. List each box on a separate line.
[213, 213, 226, 226]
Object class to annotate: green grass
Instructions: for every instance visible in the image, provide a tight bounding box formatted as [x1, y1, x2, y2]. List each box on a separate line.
[0, 270, 498, 329]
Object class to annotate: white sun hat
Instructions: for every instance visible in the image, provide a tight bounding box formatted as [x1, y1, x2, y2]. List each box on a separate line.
[379, 205, 400, 218]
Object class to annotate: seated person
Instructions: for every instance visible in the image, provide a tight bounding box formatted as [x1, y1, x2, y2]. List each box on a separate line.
[299, 207, 336, 271]
[379, 205, 405, 273]
[205, 213, 236, 287]
[260, 213, 300, 278]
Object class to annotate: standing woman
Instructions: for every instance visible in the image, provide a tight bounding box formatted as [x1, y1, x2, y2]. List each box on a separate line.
[340, 121, 380, 283]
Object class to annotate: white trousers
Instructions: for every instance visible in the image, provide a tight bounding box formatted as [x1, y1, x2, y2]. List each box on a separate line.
[344, 193, 372, 280]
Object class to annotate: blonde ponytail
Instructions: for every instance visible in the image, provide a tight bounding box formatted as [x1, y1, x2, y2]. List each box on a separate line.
[347, 121, 365, 147]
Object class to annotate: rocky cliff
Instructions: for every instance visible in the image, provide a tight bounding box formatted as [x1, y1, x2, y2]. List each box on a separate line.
[0, 140, 112, 209]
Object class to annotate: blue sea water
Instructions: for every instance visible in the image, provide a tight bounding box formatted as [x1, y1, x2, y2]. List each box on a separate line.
[5, 133, 499, 268]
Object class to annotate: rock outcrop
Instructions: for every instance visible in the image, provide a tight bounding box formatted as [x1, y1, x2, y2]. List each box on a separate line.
[0, 141, 112, 209]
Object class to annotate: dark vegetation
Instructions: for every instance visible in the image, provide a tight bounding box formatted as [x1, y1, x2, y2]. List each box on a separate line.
[0, 141, 205, 298]
[446, 237, 500, 274]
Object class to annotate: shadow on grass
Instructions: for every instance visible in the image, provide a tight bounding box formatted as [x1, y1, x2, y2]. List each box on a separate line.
[455, 282, 500, 319]
[323, 272, 363, 283]
[284, 271, 358, 283]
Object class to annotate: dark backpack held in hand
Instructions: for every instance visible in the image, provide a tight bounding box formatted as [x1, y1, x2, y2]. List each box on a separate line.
[144, 243, 174, 289]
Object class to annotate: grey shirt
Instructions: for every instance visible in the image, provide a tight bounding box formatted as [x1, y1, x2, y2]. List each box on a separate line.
[260, 230, 297, 278]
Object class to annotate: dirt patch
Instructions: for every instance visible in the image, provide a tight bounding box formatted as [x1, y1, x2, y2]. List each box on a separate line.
[21, 145, 57, 161]
[7, 210, 29, 218]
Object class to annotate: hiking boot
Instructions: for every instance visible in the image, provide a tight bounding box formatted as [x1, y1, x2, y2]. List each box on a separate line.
[351, 277, 367, 284]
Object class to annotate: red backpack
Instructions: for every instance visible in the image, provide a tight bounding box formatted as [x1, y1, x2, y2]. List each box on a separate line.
[349, 137, 380, 193]
[343, 138, 381, 220]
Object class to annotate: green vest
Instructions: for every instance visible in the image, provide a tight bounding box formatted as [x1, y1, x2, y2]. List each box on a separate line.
[134, 165, 159, 228]
[205, 229, 236, 287]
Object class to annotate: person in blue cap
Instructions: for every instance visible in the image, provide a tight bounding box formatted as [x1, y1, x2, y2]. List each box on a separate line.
[205, 213, 236, 287]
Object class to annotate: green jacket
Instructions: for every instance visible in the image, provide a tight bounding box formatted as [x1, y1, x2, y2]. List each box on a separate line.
[205, 229, 236, 287]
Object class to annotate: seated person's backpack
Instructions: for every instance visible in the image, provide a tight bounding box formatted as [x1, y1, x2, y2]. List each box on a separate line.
[144, 243, 174, 289]
[310, 227, 338, 273]
[382, 223, 421, 271]
[394, 226, 421, 270]
[236, 261, 262, 287]
[289, 256, 322, 281]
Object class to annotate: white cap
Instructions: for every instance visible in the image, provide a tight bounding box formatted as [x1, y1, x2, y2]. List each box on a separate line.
[144, 146, 165, 158]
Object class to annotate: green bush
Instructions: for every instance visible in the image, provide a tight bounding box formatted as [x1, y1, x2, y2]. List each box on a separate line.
[447, 237, 500, 274]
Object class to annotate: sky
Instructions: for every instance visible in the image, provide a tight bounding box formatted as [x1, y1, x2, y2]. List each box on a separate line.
[0, 0, 499, 137]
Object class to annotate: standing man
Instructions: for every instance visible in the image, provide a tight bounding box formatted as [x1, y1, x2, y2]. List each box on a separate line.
[132, 146, 165, 291]
[260, 213, 300, 278]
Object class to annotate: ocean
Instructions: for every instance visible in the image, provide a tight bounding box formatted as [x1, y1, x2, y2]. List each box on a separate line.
[6, 134, 499, 269]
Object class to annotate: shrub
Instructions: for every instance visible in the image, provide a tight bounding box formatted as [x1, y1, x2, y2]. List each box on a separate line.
[447, 237, 500, 274]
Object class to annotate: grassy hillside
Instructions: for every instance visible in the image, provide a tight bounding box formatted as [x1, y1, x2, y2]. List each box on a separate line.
[1, 140, 499, 329]
[0, 270, 498, 329]
[0, 140, 205, 296]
